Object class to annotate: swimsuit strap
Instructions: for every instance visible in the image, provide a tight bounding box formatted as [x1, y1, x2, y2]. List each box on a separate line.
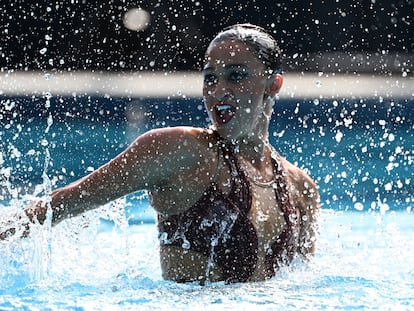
[157, 131, 257, 283]
[214, 132, 252, 215]
[208, 131, 299, 277]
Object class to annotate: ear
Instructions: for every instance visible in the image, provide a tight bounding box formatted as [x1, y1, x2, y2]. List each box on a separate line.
[266, 73, 283, 97]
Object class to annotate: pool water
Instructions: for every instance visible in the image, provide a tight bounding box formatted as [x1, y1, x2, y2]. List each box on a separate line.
[0, 209, 413, 310]
[0, 92, 413, 310]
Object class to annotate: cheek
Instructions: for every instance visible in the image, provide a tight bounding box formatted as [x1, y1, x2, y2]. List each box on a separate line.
[202, 88, 212, 104]
[202, 87, 208, 98]
[240, 79, 265, 96]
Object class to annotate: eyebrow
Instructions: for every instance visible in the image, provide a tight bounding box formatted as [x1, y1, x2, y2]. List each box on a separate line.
[202, 64, 249, 73]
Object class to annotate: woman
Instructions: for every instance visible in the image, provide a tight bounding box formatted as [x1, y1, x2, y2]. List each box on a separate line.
[1, 24, 319, 284]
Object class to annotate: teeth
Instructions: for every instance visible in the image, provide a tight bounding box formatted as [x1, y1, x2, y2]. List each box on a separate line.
[214, 104, 236, 125]
[217, 104, 232, 111]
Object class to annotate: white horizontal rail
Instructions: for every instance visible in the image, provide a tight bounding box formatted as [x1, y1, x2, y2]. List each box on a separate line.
[0, 71, 413, 99]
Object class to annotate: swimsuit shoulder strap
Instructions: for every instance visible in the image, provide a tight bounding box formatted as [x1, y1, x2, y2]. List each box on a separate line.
[211, 130, 239, 181]
[212, 130, 252, 215]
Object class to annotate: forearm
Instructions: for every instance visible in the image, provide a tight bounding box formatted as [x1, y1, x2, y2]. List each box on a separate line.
[28, 178, 107, 226]
[49, 185, 98, 224]
[2, 176, 119, 240]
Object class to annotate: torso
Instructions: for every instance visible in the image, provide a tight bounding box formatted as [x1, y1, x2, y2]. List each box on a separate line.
[151, 130, 300, 283]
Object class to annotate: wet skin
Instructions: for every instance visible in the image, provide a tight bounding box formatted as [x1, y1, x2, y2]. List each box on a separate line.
[1, 39, 319, 284]
[202, 40, 271, 143]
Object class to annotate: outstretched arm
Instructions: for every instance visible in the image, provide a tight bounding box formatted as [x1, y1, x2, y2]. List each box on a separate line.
[1, 126, 206, 238]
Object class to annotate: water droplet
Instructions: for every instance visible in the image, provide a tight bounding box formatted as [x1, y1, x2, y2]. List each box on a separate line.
[384, 183, 392, 191]
[354, 202, 364, 211]
[47, 114, 53, 127]
[182, 240, 191, 249]
[3, 100, 15, 111]
[158, 232, 168, 242]
[123, 8, 151, 32]
[335, 130, 343, 143]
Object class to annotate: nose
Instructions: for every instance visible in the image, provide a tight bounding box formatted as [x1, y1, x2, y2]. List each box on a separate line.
[210, 78, 233, 101]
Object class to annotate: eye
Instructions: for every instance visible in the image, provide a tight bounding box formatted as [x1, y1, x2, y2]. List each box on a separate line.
[228, 70, 248, 83]
[203, 74, 217, 87]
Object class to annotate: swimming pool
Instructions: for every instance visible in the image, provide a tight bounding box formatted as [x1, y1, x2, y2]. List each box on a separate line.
[1, 72, 413, 310]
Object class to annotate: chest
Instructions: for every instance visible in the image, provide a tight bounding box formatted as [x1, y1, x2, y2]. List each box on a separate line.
[249, 184, 286, 244]
[215, 159, 287, 243]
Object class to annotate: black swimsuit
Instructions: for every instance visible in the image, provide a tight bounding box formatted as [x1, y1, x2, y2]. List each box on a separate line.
[157, 136, 299, 283]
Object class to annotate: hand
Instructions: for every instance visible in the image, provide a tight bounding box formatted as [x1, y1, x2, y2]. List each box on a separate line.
[0, 201, 48, 240]
[0, 222, 30, 240]
[0, 208, 29, 240]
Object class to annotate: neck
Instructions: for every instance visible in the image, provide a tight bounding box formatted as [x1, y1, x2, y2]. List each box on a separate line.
[237, 135, 271, 169]
[213, 116, 271, 167]
[239, 114, 271, 165]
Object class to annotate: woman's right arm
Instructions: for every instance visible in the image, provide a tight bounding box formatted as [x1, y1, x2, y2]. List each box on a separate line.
[1, 126, 209, 238]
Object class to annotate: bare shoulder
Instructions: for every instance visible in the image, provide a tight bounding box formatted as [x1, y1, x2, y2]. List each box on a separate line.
[280, 156, 318, 197]
[278, 155, 320, 219]
[139, 126, 219, 215]
[279, 155, 320, 256]
[127, 126, 218, 182]
[136, 126, 216, 150]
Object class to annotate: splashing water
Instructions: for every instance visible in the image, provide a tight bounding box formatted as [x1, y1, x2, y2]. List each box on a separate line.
[0, 90, 412, 309]
[203, 212, 238, 281]
[1, 207, 413, 310]
[29, 148, 53, 282]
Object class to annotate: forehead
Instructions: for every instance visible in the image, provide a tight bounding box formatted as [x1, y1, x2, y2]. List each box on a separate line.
[204, 39, 263, 70]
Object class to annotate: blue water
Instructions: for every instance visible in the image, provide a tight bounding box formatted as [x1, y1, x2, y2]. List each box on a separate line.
[1, 210, 413, 310]
[0, 94, 413, 310]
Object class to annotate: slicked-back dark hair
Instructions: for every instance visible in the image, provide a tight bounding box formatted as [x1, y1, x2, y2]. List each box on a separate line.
[208, 23, 283, 75]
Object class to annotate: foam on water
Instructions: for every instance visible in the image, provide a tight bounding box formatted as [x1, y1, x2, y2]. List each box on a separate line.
[1, 204, 413, 310]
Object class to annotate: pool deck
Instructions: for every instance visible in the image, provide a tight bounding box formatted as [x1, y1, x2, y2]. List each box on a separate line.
[0, 71, 413, 99]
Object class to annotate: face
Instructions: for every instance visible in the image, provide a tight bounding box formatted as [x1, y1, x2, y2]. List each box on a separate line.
[203, 39, 269, 142]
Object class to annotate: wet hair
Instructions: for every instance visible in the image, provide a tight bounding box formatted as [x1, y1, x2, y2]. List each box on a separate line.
[209, 23, 283, 75]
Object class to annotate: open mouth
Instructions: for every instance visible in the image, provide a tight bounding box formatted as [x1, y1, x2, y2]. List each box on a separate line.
[213, 104, 236, 125]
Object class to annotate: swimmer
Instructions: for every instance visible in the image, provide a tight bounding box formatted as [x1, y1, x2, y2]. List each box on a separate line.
[1, 24, 320, 284]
